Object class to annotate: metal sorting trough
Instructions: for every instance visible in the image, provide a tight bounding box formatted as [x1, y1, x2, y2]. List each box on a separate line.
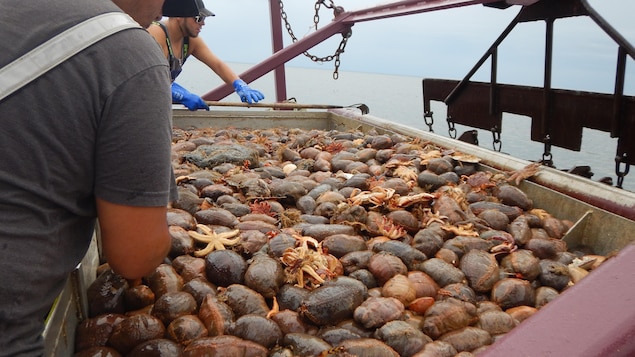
[44, 108, 635, 356]
[43, 233, 100, 356]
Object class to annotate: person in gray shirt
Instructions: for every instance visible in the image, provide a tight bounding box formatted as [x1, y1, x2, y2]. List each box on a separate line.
[0, 0, 177, 355]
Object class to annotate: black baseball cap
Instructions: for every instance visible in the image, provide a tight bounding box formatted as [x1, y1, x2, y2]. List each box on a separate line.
[162, 0, 215, 17]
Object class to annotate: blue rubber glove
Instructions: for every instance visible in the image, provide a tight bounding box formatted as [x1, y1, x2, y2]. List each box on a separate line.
[171, 82, 209, 111]
[233, 79, 265, 104]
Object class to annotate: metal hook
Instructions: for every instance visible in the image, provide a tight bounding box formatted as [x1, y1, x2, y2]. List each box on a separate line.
[491, 126, 501, 152]
[541, 134, 553, 167]
[447, 115, 456, 139]
[424, 111, 434, 132]
[615, 153, 630, 189]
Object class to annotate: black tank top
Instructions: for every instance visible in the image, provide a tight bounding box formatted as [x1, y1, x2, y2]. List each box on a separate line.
[154, 21, 189, 81]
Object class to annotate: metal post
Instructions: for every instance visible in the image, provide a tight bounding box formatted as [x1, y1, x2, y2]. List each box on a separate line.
[490, 47, 498, 116]
[269, 0, 288, 102]
[611, 46, 626, 137]
[541, 18, 553, 137]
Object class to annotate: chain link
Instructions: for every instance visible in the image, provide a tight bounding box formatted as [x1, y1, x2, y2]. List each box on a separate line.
[615, 153, 630, 189]
[541, 135, 554, 167]
[424, 111, 434, 132]
[491, 126, 501, 152]
[279, 0, 351, 79]
[447, 116, 457, 139]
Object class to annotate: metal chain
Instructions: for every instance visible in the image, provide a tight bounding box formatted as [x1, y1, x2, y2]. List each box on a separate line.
[424, 111, 434, 132]
[491, 126, 502, 152]
[447, 116, 457, 139]
[615, 153, 630, 189]
[279, 0, 351, 79]
[541, 134, 554, 167]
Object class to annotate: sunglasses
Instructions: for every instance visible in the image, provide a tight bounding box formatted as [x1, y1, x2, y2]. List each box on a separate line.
[194, 15, 207, 24]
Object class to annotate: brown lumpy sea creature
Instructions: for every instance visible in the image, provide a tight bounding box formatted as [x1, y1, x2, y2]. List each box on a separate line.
[79, 126, 609, 355]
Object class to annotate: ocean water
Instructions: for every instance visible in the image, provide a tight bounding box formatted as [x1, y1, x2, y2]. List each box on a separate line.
[178, 60, 635, 192]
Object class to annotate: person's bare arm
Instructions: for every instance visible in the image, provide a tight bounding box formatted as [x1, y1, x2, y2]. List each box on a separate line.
[96, 197, 171, 280]
[190, 37, 239, 85]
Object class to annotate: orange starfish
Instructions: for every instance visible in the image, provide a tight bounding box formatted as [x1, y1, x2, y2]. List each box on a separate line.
[506, 162, 541, 185]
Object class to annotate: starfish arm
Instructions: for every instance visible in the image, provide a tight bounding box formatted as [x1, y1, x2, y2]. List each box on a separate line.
[218, 235, 242, 246]
[212, 240, 227, 251]
[189, 227, 240, 247]
[194, 243, 216, 257]
[215, 229, 241, 239]
[296, 270, 305, 288]
[302, 265, 325, 284]
[196, 224, 214, 233]
[266, 297, 280, 319]
[188, 231, 217, 243]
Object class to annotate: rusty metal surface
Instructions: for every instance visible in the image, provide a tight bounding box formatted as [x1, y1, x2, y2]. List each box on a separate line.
[423, 78, 635, 164]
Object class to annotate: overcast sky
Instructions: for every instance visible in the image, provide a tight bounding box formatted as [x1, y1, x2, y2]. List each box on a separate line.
[194, 0, 634, 94]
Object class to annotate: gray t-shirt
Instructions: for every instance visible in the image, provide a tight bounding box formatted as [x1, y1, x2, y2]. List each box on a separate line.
[0, 0, 177, 354]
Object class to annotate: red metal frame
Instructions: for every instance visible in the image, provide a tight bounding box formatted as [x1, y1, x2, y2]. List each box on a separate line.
[430, 0, 635, 167]
[201, 0, 503, 102]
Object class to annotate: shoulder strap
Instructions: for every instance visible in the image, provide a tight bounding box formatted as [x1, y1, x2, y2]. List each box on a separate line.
[154, 21, 176, 60]
[182, 37, 190, 64]
[0, 12, 141, 102]
[154, 21, 189, 64]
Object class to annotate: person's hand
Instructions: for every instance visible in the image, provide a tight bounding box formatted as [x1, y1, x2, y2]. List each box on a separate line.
[171, 82, 209, 111]
[232, 79, 265, 104]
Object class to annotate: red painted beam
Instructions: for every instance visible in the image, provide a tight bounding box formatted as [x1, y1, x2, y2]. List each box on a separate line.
[481, 243, 635, 357]
[269, 0, 288, 103]
[344, 0, 503, 23]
